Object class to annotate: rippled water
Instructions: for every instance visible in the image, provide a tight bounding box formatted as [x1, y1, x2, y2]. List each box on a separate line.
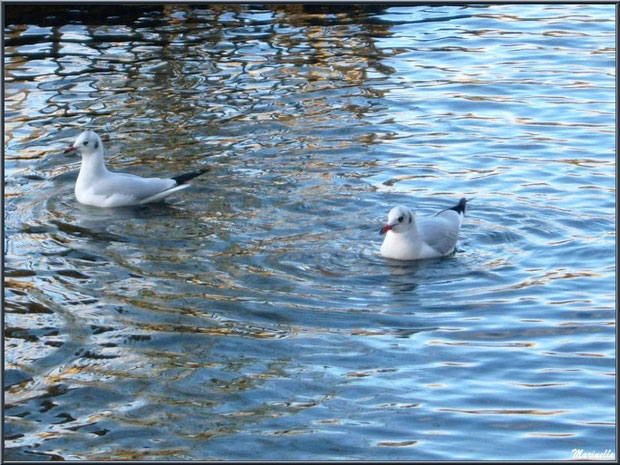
[4, 4, 616, 460]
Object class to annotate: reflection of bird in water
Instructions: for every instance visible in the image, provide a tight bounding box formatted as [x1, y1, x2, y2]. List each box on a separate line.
[64, 130, 208, 208]
[380, 198, 467, 261]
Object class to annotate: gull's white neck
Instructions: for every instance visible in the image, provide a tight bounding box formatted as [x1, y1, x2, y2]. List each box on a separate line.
[77, 151, 108, 182]
[381, 219, 423, 260]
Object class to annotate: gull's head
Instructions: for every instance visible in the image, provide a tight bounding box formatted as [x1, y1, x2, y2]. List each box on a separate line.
[64, 130, 103, 158]
[380, 205, 414, 235]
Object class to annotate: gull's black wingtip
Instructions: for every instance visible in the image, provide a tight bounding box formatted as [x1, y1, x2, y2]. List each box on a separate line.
[172, 168, 209, 185]
[449, 197, 468, 214]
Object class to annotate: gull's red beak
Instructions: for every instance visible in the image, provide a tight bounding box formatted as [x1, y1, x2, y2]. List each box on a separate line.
[380, 224, 392, 235]
[64, 146, 77, 156]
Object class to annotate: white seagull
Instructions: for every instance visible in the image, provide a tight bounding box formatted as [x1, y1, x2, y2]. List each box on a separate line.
[64, 130, 208, 208]
[379, 198, 468, 260]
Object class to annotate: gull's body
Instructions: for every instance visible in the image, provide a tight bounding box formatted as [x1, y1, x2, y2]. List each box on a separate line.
[65, 130, 207, 208]
[380, 198, 467, 261]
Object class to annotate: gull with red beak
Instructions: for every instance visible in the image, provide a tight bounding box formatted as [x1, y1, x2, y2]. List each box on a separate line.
[64, 130, 208, 208]
[379, 198, 467, 260]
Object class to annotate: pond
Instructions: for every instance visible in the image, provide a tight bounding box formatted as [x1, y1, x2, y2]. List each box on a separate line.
[4, 3, 615, 460]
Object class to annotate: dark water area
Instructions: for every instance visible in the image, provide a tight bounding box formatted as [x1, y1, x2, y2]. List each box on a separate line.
[4, 3, 616, 460]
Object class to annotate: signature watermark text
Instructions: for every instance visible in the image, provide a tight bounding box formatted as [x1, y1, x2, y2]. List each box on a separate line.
[572, 449, 615, 460]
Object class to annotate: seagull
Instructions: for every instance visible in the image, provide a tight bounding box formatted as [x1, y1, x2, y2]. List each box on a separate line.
[379, 198, 468, 260]
[64, 130, 208, 207]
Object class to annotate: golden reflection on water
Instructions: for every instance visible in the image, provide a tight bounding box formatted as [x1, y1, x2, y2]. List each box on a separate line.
[437, 408, 568, 416]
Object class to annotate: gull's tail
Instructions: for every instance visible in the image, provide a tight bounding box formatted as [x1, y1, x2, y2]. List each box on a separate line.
[172, 168, 209, 185]
[448, 197, 468, 215]
[138, 168, 209, 205]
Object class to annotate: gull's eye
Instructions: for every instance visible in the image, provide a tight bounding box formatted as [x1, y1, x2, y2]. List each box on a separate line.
[398, 216, 404, 223]
[83, 140, 89, 146]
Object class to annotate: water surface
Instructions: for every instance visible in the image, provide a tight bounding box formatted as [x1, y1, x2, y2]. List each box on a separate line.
[4, 4, 616, 460]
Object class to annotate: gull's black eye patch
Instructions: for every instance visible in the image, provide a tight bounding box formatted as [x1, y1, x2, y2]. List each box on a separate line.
[398, 216, 404, 223]
[83, 140, 89, 146]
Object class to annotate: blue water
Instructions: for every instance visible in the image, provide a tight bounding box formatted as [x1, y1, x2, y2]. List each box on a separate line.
[4, 4, 615, 460]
